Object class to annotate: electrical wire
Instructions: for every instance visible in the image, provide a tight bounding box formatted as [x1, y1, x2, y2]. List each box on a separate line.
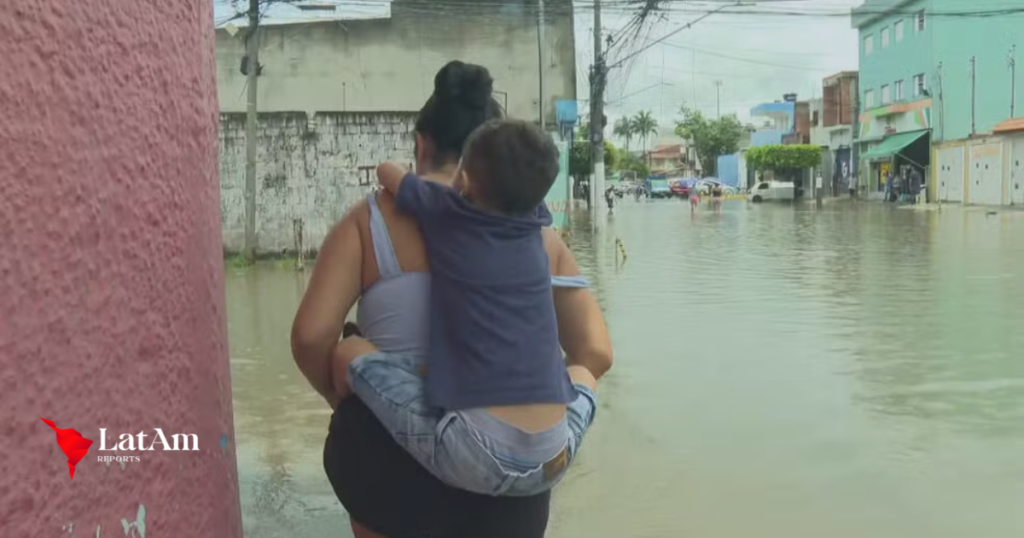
[320, 0, 1024, 20]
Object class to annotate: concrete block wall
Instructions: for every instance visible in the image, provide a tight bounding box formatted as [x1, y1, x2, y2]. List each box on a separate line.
[219, 111, 418, 254]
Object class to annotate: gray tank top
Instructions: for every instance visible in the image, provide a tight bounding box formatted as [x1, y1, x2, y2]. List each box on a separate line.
[355, 194, 589, 360]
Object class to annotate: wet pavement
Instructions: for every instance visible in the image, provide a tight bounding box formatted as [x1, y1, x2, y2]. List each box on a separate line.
[227, 199, 1024, 538]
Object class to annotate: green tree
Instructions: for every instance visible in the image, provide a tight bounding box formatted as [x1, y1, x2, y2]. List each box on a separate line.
[631, 111, 658, 156]
[613, 117, 635, 152]
[616, 152, 650, 180]
[674, 106, 744, 177]
[744, 145, 822, 181]
[568, 123, 617, 183]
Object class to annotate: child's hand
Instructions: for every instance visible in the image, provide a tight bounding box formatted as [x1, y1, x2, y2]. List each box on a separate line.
[376, 161, 408, 195]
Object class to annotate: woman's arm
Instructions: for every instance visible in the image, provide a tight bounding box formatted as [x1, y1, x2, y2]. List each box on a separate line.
[291, 206, 364, 407]
[542, 229, 614, 380]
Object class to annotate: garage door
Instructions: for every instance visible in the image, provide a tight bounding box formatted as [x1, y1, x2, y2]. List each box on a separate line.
[937, 146, 964, 202]
[1012, 137, 1024, 206]
[969, 142, 1003, 205]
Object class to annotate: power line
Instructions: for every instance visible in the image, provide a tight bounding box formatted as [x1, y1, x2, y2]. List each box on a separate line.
[330, 0, 1024, 19]
[654, 39, 835, 72]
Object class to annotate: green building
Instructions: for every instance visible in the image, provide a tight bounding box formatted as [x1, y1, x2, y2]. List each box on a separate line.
[852, 0, 1023, 197]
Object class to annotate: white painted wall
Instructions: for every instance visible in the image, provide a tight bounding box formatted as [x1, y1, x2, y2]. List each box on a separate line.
[936, 145, 965, 202]
[215, 0, 576, 124]
[827, 126, 854, 149]
[1011, 136, 1024, 206]
[968, 140, 1004, 205]
[809, 98, 828, 147]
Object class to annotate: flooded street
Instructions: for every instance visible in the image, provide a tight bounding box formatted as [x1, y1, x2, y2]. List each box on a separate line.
[227, 200, 1024, 538]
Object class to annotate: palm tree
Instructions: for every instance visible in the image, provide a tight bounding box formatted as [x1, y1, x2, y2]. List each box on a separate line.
[632, 110, 658, 158]
[613, 117, 634, 152]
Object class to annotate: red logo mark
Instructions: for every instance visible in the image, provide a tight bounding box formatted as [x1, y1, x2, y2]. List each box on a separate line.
[41, 418, 94, 479]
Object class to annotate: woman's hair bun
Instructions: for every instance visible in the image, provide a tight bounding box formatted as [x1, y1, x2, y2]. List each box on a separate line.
[434, 60, 494, 110]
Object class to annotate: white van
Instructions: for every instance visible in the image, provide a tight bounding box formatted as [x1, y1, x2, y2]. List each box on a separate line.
[749, 181, 796, 203]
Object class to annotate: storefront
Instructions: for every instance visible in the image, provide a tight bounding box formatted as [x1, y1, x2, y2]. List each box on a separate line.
[859, 129, 931, 198]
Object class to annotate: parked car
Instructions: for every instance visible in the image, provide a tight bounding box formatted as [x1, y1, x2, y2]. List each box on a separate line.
[670, 178, 698, 198]
[749, 180, 796, 203]
[645, 177, 672, 199]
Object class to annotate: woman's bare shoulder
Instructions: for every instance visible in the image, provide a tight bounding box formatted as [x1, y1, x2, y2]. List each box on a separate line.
[323, 198, 370, 247]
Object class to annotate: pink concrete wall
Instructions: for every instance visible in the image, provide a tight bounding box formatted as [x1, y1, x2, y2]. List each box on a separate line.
[0, 2, 242, 537]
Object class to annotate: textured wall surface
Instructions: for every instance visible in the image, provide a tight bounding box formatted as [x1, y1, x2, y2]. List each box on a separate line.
[219, 112, 417, 253]
[0, 1, 242, 537]
[214, 0, 577, 124]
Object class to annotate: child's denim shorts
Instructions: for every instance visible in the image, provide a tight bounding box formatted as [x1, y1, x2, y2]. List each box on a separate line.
[348, 352, 597, 496]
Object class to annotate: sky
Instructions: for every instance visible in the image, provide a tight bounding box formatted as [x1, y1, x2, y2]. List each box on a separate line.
[574, 0, 863, 141]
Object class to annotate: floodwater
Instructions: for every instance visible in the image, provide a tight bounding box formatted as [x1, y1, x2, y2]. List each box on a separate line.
[227, 200, 1024, 538]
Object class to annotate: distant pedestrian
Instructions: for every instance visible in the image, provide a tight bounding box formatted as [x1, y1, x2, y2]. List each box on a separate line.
[909, 168, 923, 204]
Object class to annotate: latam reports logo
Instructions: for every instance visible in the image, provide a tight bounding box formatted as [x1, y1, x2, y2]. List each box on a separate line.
[41, 418, 94, 479]
[42, 418, 200, 479]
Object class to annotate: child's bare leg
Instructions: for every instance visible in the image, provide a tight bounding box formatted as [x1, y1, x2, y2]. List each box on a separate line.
[567, 365, 597, 392]
[332, 336, 379, 400]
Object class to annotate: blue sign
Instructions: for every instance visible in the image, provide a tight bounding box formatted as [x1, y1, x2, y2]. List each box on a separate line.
[555, 100, 578, 126]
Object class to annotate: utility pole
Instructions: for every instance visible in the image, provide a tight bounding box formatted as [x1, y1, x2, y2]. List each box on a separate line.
[937, 62, 945, 141]
[590, 0, 605, 222]
[537, 0, 546, 130]
[243, 0, 260, 262]
[715, 80, 722, 118]
[970, 56, 977, 136]
[1010, 45, 1017, 118]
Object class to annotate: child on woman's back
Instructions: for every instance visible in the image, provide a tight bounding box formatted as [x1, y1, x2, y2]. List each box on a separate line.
[330, 119, 599, 497]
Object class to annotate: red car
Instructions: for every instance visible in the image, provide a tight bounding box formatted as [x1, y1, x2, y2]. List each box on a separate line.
[670, 178, 696, 199]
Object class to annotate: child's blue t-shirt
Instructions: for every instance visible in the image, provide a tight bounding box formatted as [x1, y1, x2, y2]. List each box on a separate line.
[393, 173, 575, 409]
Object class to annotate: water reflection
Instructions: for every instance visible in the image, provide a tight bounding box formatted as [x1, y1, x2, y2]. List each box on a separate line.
[225, 268, 348, 538]
[227, 201, 1024, 538]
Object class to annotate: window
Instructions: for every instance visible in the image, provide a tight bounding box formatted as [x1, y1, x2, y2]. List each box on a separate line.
[895, 20, 905, 41]
[865, 89, 875, 108]
[895, 80, 905, 101]
[881, 84, 891, 104]
[916, 10, 925, 31]
[914, 73, 927, 96]
[864, 34, 874, 55]
[881, 26, 890, 48]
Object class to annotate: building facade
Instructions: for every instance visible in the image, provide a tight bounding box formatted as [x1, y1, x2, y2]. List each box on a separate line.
[647, 144, 699, 177]
[750, 99, 796, 147]
[810, 72, 859, 196]
[215, 0, 576, 125]
[853, 0, 936, 197]
[852, 0, 1023, 203]
[214, 0, 578, 252]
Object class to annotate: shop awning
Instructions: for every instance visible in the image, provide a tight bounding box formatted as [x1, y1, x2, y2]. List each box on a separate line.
[861, 130, 929, 160]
